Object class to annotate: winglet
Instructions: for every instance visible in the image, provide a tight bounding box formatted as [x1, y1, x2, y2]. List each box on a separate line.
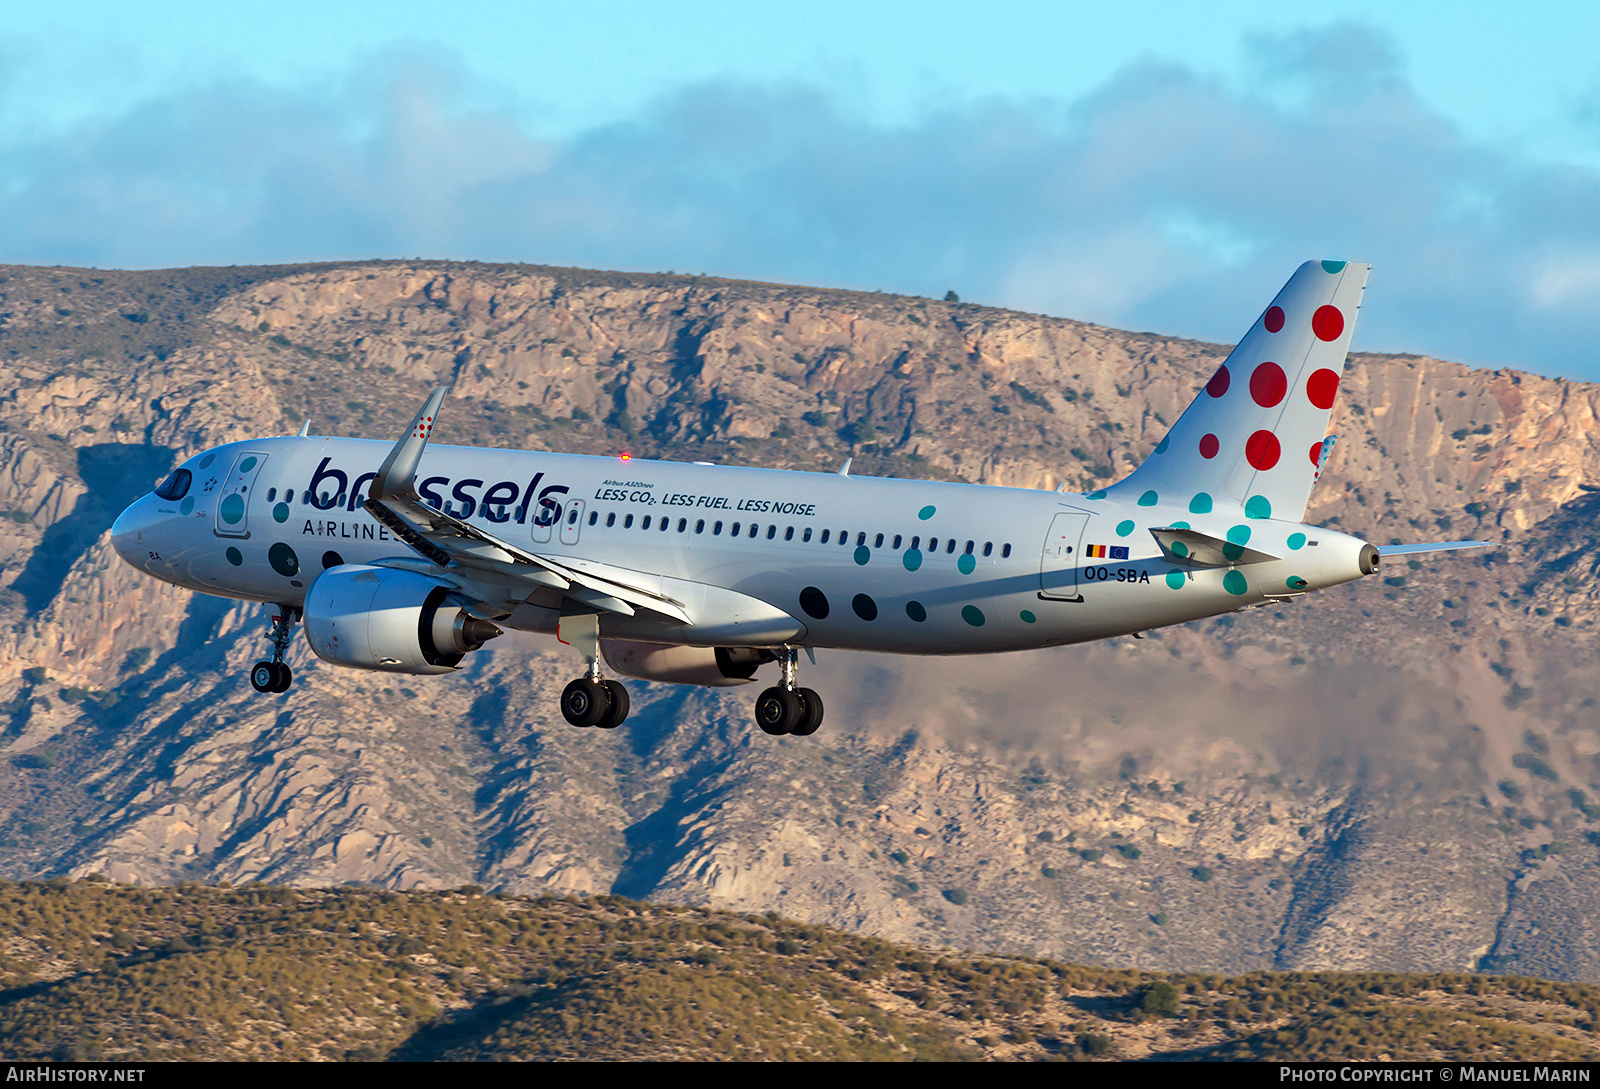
[297, 419, 311, 437]
[837, 457, 853, 477]
[371, 387, 448, 502]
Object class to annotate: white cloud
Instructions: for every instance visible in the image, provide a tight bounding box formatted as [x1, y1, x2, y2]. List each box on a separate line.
[1, 28, 1599, 378]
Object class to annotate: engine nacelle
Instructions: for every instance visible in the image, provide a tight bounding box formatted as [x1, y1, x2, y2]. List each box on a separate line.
[304, 565, 501, 674]
[600, 640, 773, 687]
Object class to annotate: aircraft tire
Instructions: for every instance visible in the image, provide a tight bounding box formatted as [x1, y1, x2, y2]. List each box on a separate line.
[250, 661, 278, 693]
[272, 663, 294, 692]
[755, 687, 801, 735]
[791, 688, 824, 736]
[597, 680, 630, 729]
[561, 678, 611, 728]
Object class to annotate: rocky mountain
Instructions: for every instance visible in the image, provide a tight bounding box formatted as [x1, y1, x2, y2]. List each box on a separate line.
[2, 259, 1599, 979]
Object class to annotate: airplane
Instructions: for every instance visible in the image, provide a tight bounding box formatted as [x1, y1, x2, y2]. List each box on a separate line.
[110, 260, 1484, 736]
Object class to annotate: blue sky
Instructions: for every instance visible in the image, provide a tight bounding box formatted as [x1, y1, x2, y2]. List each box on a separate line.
[2, 2, 1599, 377]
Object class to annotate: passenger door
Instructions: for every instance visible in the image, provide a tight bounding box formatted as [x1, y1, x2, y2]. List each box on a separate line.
[213, 452, 268, 538]
[1038, 511, 1088, 600]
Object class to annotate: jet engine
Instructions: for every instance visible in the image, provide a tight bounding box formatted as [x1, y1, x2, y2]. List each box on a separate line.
[600, 640, 773, 687]
[304, 565, 501, 674]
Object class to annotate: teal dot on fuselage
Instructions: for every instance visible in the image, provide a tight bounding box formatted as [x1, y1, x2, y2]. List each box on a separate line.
[1287, 532, 1306, 550]
[906, 601, 927, 622]
[1087, 490, 1107, 500]
[219, 493, 245, 525]
[273, 502, 290, 523]
[918, 505, 936, 520]
[225, 547, 243, 566]
[1171, 541, 1189, 558]
[1287, 576, 1309, 590]
[1165, 571, 1185, 590]
[239, 456, 257, 473]
[268, 542, 299, 577]
[1226, 525, 1251, 545]
[903, 548, 923, 572]
[1171, 521, 1190, 530]
[1321, 260, 1347, 274]
[1223, 570, 1248, 596]
[1189, 493, 1213, 514]
[1154, 437, 1169, 454]
[957, 553, 976, 574]
[179, 496, 194, 516]
[1020, 610, 1036, 623]
[1115, 520, 1134, 537]
[854, 545, 870, 565]
[1245, 495, 1271, 519]
[1137, 490, 1158, 506]
[961, 605, 985, 627]
[1222, 526, 1250, 563]
[197, 453, 215, 469]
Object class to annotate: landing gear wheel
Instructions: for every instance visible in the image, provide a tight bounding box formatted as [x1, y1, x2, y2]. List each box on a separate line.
[791, 687, 824, 736]
[597, 680, 630, 729]
[755, 686, 803, 735]
[272, 663, 293, 693]
[250, 661, 278, 693]
[561, 678, 612, 728]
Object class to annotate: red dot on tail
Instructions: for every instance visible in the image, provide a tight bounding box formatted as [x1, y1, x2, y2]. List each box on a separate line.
[1306, 368, 1340, 409]
[1199, 433, 1220, 459]
[1264, 306, 1284, 333]
[1245, 430, 1281, 470]
[1309, 442, 1324, 466]
[1312, 305, 1344, 341]
[1205, 366, 1231, 398]
[1250, 362, 1287, 407]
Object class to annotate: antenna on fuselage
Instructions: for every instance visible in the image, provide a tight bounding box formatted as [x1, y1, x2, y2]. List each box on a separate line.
[297, 419, 311, 437]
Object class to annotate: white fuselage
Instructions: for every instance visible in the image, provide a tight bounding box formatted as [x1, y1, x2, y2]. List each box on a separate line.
[111, 435, 1372, 655]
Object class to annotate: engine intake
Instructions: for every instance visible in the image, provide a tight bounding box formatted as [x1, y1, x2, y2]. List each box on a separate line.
[601, 640, 774, 687]
[305, 565, 500, 674]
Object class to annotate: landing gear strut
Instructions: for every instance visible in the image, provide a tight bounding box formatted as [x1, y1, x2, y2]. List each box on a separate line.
[754, 646, 823, 736]
[250, 605, 300, 693]
[558, 612, 630, 729]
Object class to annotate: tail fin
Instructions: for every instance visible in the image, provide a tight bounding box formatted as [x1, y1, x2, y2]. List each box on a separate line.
[1106, 260, 1368, 522]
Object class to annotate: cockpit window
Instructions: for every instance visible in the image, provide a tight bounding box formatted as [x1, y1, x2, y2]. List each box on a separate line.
[154, 468, 192, 501]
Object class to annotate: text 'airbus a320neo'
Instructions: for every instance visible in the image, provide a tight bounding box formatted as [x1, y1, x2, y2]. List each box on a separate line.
[111, 261, 1483, 736]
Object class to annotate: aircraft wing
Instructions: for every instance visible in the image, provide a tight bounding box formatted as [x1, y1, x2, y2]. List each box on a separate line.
[362, 388, 691, 624]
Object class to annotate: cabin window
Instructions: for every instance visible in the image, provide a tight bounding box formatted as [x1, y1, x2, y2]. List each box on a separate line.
[266, 487, 276, 502]
[695, 519, 705, 534]
[748, 523, 758, 538]
[785, 526, 795, 541]
[677, 518, 687, 532]
[588, 511, 599, 526]
[730, 522, 740, 536]
[661, 518, 670, 531]
[802, 527, 812, 542]
[838, 530, 848, 545]
[982, 541, 992, 557]
[1001, 543, 1012, 558]
[820, 529, 830, 544]
[606, 512, 616, 527]
[624, 514, 634, 528]
[642, 515, 652, 530]
[964, 540, 974, 554]
[910, 536, 919, 550]
[568, 509, 579, 525]
[927, 537, 938, 552]
[874, 533, 884, 548]
[946, 539, 957, 554]
[713, 521, 723, 535]
[892, 535, 902, 549]
[856, 532, 866, 546]
[767, 525, 776, 540]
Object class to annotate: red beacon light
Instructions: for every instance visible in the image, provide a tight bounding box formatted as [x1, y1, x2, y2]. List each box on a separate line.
[619, 451, 632, 462]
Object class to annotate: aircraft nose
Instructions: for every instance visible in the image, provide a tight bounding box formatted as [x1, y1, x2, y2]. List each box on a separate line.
[110, 500, 151, 568]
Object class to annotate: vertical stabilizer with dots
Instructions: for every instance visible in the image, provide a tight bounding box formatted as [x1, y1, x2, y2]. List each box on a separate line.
[1105, 260, 1368, 522]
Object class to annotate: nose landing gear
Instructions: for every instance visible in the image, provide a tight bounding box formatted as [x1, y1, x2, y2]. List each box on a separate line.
[250, 606, 300, 693]
[754, 647, 823, 736]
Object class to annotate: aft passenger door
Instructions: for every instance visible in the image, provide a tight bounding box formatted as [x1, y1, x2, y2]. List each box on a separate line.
[1039, 511, 1088, 600]
[213, 452, 268, 538]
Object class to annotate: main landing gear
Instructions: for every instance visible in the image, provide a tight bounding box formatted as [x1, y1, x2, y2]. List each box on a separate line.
[754, 647, 823, 737]
[250, 605, 300, 693]
[557, 612, 630, 729]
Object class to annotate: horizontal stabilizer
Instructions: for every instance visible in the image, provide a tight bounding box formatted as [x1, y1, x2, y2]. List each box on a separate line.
[1378, 540, 1490, 557]
[1151, 526, 1279, 567]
